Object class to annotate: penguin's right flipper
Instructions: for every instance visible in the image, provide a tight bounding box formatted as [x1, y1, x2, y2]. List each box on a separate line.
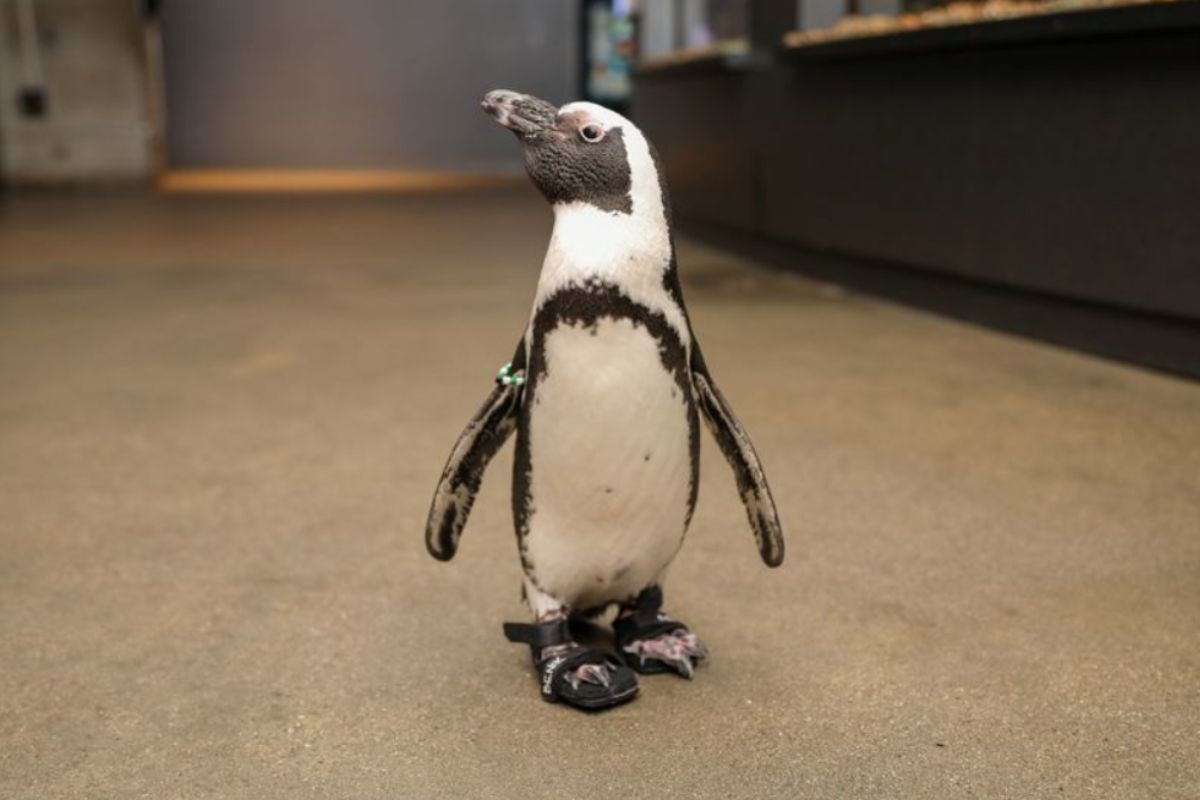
[691, 346, 785, 567]
[424, 343, 525, 561]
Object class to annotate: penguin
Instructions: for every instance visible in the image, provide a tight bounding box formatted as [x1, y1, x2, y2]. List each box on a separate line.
[425, 90, 783, 711]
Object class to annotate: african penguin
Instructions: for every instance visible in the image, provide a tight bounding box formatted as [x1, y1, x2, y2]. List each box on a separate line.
[425, 90, 783, 710]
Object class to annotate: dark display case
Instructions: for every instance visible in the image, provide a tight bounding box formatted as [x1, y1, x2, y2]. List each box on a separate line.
[632, 0, 1200, 376]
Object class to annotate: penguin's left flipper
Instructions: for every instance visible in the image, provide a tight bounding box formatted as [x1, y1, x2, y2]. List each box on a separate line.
[424, 343, 525, 561]
[691, 346, 785, 567]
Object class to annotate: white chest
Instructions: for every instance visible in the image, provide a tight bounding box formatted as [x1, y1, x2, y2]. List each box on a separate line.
[521, 316, 694, 607]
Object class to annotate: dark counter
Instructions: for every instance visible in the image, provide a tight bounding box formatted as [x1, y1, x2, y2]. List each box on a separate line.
[633, 2, 1200, 376]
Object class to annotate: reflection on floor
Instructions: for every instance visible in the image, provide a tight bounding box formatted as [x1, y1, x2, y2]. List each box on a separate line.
[2, 190, 1198, 798]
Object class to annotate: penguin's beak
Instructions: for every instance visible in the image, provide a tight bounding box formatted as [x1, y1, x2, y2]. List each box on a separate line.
[481, 90, 557, 140]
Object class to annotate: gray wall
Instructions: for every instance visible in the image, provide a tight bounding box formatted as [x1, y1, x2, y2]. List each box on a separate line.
[162, 0, 578, 172]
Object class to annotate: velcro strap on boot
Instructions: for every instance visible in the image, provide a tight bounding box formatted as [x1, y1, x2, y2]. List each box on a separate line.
[502, 618, 572, 650]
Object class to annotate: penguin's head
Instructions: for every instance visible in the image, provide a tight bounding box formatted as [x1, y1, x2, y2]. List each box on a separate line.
[481, 89, 645, 215]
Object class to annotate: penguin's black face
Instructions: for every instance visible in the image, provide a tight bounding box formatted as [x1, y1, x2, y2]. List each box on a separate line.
[482, 90, 632, 214]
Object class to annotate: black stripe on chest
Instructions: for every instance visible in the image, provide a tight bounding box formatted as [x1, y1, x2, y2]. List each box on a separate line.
[526, 281, 690, 395]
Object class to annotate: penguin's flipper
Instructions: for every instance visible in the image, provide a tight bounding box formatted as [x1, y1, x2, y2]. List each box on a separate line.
[691, 347, 785, 567]
[424, 345, 525, 561]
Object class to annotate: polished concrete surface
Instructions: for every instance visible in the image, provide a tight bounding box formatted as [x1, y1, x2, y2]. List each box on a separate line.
[2, 190, 1198, 799]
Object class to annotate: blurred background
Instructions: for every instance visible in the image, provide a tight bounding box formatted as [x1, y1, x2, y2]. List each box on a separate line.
[1, 0, 1197, 371]
[2, 2, 1198, 798]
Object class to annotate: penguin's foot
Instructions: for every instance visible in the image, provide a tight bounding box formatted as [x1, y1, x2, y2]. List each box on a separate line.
[503, 619, 638, 710]
[540, 642, 617, 690]
[614, 585, 707, 678]
[620, 628, 708, 679]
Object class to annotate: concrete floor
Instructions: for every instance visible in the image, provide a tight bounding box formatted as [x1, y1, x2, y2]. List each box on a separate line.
[1, 189, 1198, 799]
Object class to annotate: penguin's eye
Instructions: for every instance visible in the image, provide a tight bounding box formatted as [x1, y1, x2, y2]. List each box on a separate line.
[580, 123, 605, 143]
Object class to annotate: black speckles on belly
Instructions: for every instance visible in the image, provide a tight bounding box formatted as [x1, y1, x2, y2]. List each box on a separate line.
[513, 280, 702, 578]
